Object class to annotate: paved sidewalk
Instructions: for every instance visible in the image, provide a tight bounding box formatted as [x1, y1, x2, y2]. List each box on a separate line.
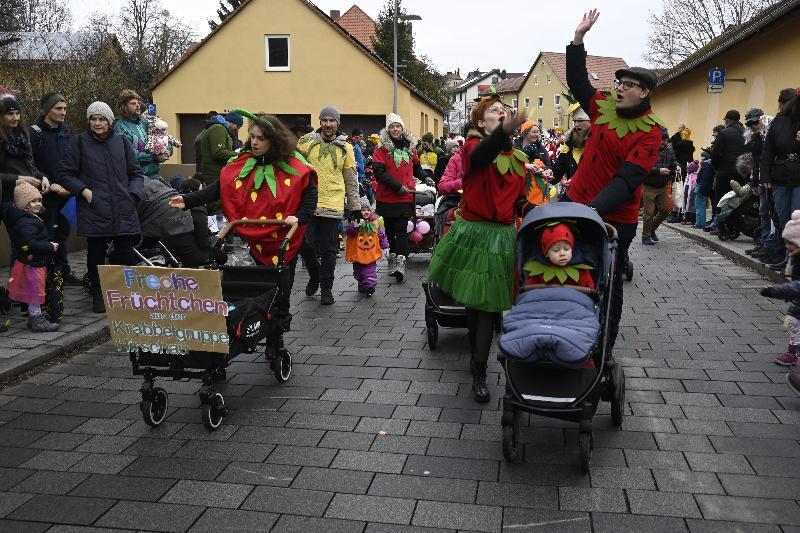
[0, 234, 798, 531]
[0, 251, 108, 381]
[664, 221, 785, 283]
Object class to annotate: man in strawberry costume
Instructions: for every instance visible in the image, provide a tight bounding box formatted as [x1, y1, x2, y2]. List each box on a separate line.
[565, 9, 662, 350]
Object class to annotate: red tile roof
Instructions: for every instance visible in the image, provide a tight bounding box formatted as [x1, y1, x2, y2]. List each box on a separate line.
[492, 76, 525, 94]
[337, 5, 377, 50]
[535, 52, 628, 92]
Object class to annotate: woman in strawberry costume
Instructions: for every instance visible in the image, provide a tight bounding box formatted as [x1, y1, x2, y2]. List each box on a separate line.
[170, 110, 318, 329]
[428, 94, 531, 403]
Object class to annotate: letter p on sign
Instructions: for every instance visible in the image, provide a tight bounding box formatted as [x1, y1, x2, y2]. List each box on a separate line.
[708, 67, 726, 85]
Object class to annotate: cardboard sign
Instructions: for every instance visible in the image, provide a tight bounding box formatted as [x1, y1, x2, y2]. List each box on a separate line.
[98, 265, 229, 354]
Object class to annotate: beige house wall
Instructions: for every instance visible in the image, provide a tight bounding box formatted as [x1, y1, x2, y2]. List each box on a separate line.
[651, 11, 800, 153]
[151, 0, 441, 160]
[517, 58, 570, 131]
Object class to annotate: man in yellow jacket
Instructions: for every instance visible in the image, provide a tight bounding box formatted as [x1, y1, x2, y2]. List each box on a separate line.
[297, 105, 361, 305]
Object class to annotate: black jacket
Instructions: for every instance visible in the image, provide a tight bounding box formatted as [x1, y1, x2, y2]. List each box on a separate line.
[673, 139, 695, 166]
[7, 207, 55, 267]
[56, 130, 145, 238]
[644, 144, 677, 187]
[0, 129, 43, 203]
[30, 118, 72, 213]
[746, 133, 765, 185]
[696, 160, 715, 196]
[520, 141, 552, 167]
[433, 155, 450, 183]
[712, 122, 746, 177]
[760, 114, 800, 186]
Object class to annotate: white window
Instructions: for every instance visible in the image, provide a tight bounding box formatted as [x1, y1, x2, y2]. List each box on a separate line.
[534, 75, 538, 86]
[553, 116, 560, 128]
[537, 97, 543, 108]
[492, 76, 499, 84]
[512, 98, 518, 109]
[554, 94, 561, 106]
[524, 97, 530, 109]
[265, 35, 290, 71]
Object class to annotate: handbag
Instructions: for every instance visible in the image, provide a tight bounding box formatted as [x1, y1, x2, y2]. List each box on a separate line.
[672, 167, 685, 210]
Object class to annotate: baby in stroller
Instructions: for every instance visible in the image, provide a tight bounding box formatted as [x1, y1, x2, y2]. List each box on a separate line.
[501, 218, 601, 369]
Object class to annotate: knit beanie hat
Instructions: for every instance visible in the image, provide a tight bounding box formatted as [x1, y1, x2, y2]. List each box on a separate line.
[1, 94, 20, 112]
[14, 182, 42, 210]
[224, 111, 243, 127]
[687, 160, 700, 174]
[540, 223, 574, 255]
[319, 105, 341, 124]
[444, 139, 459, 152]
[783, 210, 800, 248]
[386, 113, 404, 129]
[360, 196, 371, 209]
[86, 101, 114, 124]
[422, 132, 434, 143]
[40, 92, 66, 115]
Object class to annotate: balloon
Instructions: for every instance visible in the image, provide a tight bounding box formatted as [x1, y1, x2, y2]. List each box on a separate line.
[416, 220, 431, 235]
[409, 230, 424, 243]
[407, 220, 414, 233]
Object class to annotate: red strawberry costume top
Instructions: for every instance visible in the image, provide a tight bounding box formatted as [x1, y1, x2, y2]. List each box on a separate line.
[461, 132, 529, 225]
[564, 43, 663, 224]
[182, 151, 318, 266]
[372, 128, 425, 204]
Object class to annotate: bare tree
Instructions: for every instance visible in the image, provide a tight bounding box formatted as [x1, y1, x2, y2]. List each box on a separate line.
[19, 0, 72, 32]
[645, 0, 781, 69]
[117, 0, 197, 99]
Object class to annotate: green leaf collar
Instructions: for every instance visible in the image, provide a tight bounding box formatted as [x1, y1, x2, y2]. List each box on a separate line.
[494, 149, 528, 177]
[523, 260, 593, 284]
[595, 91, 667, 139]
[235, 154, 301, 198]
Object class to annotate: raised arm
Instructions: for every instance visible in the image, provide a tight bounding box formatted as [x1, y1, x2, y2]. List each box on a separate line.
[566, 9, 600, 112]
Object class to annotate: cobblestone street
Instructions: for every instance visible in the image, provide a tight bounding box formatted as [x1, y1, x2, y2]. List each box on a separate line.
[1, 229, 799, 532]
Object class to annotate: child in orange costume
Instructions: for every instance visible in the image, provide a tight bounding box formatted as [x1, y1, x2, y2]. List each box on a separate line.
[523, 223, 595, 289]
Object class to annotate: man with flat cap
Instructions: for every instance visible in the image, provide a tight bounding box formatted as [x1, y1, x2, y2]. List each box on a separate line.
[564, 9, 664, 351]
[711, 109, 747, 205]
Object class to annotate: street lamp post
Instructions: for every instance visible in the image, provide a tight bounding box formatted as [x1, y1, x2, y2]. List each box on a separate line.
[392, 0, 421, 113]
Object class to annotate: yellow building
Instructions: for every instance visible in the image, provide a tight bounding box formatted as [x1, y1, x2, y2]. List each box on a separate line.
[516, 52, 626, 132]
[652, 0, 800, 153]
[151, 0, 443, 164]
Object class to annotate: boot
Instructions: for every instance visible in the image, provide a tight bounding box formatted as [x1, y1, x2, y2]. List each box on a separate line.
[92, 292, 105, 314]
[470, 359, 490, 403]
[387, 253, 397, 278]
[393, 254, 406, 283]
[28, 314, 59, 332]
[305, 271, 319, 296]
[320, 289, 335, 305]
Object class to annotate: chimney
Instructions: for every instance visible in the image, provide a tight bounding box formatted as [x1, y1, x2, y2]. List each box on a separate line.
[330, 10, 341, 21]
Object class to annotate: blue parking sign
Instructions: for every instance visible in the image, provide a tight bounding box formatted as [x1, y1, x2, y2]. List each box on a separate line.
[146, 103, 157, 116]
[707, 67, 726, 85]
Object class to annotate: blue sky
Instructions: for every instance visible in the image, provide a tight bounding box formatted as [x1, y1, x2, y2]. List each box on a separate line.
[71, 0, 654, 72]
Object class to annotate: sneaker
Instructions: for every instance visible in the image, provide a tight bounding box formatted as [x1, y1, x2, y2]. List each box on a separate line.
[357, 284, 367, 294]
[745, 246, 763, 256]
[28, 314, 59, 332]
[642, 238, 655, 245]
[776, 351, 799, 366]
[320, 290, 335, 305]
[770, 259, 788, 271]
[786, 373, 800, 397]
[62, 271, 84, 286]
[365, 286, 375, 296]
[760, 252, 785, 265]
[651, 232, 659, 242]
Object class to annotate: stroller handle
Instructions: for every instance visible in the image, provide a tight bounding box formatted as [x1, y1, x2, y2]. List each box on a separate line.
[217, 219, 298, 241]
[604, 223, 618, 240]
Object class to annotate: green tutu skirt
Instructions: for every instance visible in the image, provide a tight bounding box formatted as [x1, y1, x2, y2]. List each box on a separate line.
[428, 218, 516, 312]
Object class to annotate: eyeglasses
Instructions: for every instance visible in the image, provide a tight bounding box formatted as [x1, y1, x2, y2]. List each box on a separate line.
[614, 79, 643, 91]
[486, 106, 506, 114]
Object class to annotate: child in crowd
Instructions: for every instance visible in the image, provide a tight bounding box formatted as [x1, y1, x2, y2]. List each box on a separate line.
[682, 160, 699, 224]
[695, 151, 714, 228]
[7, 183, 60, 332]
[346, 198, 388, 295]
[761, 209, 800, 365]
[523, 223, 595, 289]
[146, 118, 181, 160]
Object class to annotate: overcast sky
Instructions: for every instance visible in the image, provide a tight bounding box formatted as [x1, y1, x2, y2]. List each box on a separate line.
[70, 0, 655, 72]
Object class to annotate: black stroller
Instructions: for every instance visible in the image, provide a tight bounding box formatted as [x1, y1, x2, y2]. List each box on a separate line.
[716, 181, 760, 241]
[131, 219, 295, 431]
[497, 203, 625, 471]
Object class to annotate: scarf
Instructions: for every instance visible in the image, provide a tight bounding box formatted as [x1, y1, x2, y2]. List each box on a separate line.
[0, 128, 29, 157]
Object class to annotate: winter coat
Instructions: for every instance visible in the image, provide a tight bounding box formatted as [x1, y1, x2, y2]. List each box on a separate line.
[746, 133, 765, 185]
[673, 138, 695, 166]
[696, 159, 715, 196]
[7, 207, 55, 267]
[644, 144, 677, 188]
[760, 114, 800, 187]
[551, 148, 580, 181]
[29, 118, 71, 181]
[520, 141, 552, 167]
[114, 116, 159, 180]
[712, 122, 746, 178]
[373, 128, 425, 217]
[0, 129, 44, 203]
[762, 281, 800, 320]
[56, 130, 144, 237]
[437, 152, 463, 194]
[297, 130, 360, 218]
[353, 141, 366, 179]
[199, 120, 237, 185]
[433, 154, 450, 184]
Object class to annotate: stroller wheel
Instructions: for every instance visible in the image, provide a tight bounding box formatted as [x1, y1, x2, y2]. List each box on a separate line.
[611, 365, 625, 429]
[427, 323, 438, 350]
[579, 431, 592, 472]
[141, 387, 168, 427]
[272, 350, 292, 384]
[202, 393, 226, 431]
[501, 425, 519, 462]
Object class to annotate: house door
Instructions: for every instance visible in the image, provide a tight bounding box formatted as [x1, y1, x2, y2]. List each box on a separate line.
[178, 114, 208, 165]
